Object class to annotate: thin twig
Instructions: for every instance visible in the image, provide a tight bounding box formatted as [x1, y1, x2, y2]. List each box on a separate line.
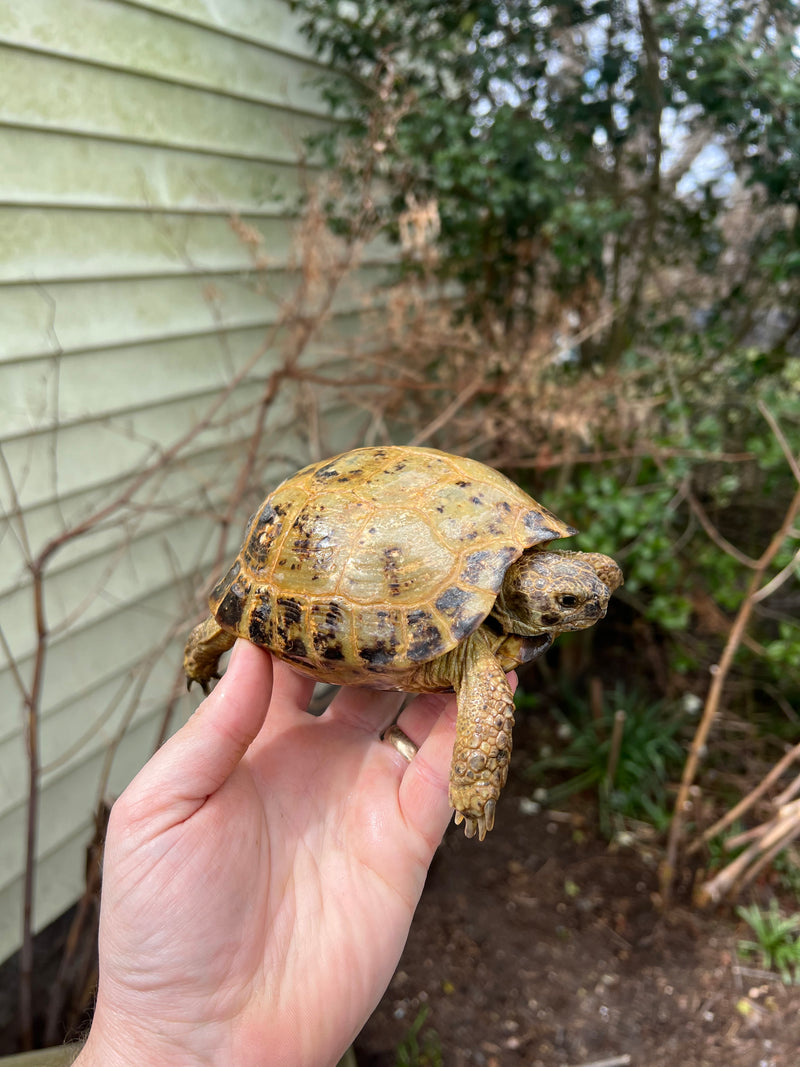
[688, 738, 800, 854]
[758, 398, 800, 483]
[752, 546, 800, 603]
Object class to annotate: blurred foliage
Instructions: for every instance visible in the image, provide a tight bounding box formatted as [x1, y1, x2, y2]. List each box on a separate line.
[737, 899, 800, 983]
[395, 1006, 443, 1067]
[290, 0, 800, 351]
[522, 684, 686, 836]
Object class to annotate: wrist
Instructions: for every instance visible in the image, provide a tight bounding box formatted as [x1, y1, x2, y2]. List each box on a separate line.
[73, 1009, 214, 1067]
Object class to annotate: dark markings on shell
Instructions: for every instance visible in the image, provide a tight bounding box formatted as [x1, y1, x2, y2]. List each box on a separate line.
[522, 508, 573, 542]
[460, 546, 517, 585]
[276, 596, 303, 627]
[382, 546, 403, 595]
[435, 585, 470, 615]
[358, 607, 403, 668]
[460, 550, 491, 584]
[283, 638, 309, 660]
[454, 612, 485, 640]
[248, 598, 272, 645]
[358, 642, 397, 667]
[216, 581, 246, 630]
[312, 601, 345, 657]
[435, 586, 485, 640]
[312, 461, 341, 481]
[211, 559, 240, 605]
[291, 536, 314, 556]
[254, 505, 278, 530]
[406, 608, 446, 662]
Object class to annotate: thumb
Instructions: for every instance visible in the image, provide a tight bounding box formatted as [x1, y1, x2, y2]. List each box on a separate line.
[121, 640, 273, 824]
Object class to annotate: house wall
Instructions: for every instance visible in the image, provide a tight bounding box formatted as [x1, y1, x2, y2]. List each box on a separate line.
[0, 0, 382, 963]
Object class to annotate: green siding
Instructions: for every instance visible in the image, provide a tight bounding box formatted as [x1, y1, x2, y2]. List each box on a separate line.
[0, 0, 373, 963]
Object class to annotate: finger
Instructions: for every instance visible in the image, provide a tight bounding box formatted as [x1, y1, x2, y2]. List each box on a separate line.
[395, 690, 453, 746]
[121, 640, 273, 824]
[324, 684, 406, 736]
[396, 693, 458, 850]
[395, 673, 518, 849]
[269, 655, 317, 714]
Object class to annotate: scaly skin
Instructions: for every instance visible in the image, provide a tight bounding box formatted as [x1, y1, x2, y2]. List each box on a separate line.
[447, 629, 515, 840]
[184, 616, 235, 693]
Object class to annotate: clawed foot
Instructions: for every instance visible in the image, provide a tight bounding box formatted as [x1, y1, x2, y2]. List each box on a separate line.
[185, 673, 219, 695]
[453, 797, 497, 841]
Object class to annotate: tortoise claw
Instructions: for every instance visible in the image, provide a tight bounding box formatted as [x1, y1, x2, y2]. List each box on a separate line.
[453, 800, 496, 842]
[186, 676, 215, 695]
[482, 798, 496, 834]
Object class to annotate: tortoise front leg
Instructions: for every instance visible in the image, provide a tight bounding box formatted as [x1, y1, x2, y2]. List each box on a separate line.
[184, 616, 236, 692]
[450, 628, 515, 841]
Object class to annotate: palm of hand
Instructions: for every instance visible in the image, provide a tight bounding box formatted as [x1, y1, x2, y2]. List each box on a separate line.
[88, 642, 457, 1067]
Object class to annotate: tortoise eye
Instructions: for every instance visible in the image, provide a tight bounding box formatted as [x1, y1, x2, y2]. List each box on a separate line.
[560, 594, 578, 608]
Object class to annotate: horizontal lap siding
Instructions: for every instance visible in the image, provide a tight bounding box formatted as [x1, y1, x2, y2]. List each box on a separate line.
[0, 0, 371, 961]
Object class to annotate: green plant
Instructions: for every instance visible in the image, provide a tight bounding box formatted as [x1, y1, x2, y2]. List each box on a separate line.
[773, 849, 800, 900]
[524, 685, 685, 836]
[395, 1006, 443, 1067]
[736, 899, 800, 983]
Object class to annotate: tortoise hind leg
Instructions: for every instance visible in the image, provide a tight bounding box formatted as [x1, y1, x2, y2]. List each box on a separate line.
[184, 616, 236, 692]
[450, 628, 515, 841]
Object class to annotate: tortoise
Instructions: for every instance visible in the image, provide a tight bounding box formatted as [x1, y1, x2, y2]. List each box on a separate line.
[184, 445, 622, 839]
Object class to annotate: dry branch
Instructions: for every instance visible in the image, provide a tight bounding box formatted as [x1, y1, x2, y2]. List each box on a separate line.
[660, 404, 800, 906]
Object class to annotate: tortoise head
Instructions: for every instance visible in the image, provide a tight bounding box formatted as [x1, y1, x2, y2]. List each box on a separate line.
[492, 548, 623, 636]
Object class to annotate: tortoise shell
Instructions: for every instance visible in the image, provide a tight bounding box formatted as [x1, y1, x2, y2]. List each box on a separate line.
[207, 445, 575, 686]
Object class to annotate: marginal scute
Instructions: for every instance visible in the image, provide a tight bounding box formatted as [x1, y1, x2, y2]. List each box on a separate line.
[406, 608, 448, 662]
[459, 545, 519, 588]
[248, 597, 272, 644]
[209, 559, 240, 609]
[243, 504, 282, 569]
[216, 581, 247, 630]
[521, 507, 576, 543]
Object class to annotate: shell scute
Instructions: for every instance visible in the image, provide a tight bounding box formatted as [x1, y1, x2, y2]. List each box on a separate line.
[406, 608, 449, 662]
[355, 606, 405, 670]
[247, 596, 272, 645]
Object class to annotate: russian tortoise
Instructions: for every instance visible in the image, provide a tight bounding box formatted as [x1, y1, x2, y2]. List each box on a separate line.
[184, 445, 622, 839]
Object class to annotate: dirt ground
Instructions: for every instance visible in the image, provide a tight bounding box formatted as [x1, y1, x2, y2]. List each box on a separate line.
[356, 734, 800, 1067]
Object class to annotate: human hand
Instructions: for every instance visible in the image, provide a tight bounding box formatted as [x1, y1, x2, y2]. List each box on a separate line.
[75, 640, 460, 1067]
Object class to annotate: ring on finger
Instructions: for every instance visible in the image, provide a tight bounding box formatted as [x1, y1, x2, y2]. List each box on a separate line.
[383, 724, 418, 762]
